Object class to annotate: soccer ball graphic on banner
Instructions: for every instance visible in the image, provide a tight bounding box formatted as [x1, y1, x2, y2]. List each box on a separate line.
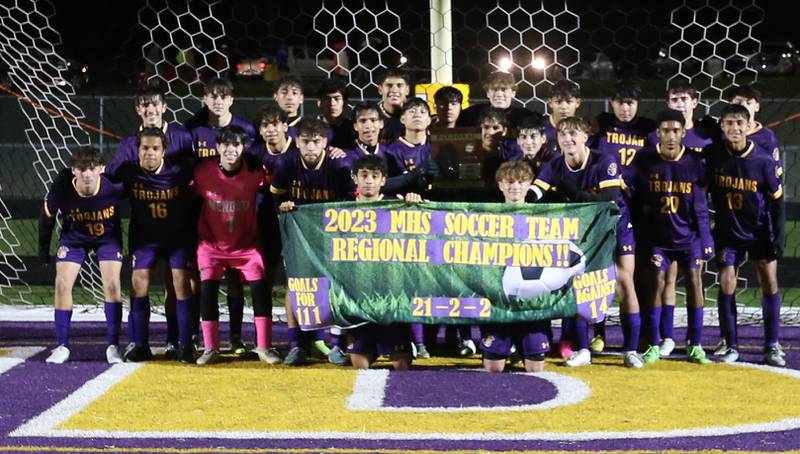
[502, 240, 586, 300]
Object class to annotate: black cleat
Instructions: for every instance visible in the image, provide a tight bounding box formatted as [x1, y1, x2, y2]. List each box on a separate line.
[124, 345, 153, 362]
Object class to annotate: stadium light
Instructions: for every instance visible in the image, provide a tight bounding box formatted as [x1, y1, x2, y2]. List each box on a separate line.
[498, 56, 512, 72]
[531, 56, 546, 70]
[399, 55, 408, 66]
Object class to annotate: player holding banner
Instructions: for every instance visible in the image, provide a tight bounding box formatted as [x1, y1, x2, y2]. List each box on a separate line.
[193, 125, 279, 365]
[38, 146, 125, 364]
[530, 117, 644, 369]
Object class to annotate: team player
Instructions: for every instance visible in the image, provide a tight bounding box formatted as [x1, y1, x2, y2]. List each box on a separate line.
[273, 74, 305, 137]
[588, 80, 656, 353]
[530, 117, 643, 368]
[500, 114, 555, 176]
[377, 68, 411, 142]
[705, 104, 786, 367]
[106, 85, 195, 356]
[384, 98, 439, 199]
[346, 154, 416, 371]
[248, 106, 296, 172]
[431, 86, 463, 128]
[193, 125, 279, 365]
[111, 128, 197, 363]
[272, 118, 353, 365]
[456, 70, 533, 129]
[317, 77, 356, 149]
[185, 77, 256, 355]
[630, 110, 713, 365]
[343, 102, 387, 161]
[647, 81, 719, 356]
[38, 146, 125, 364]
[543, 80, 582, 152]
[480, 161, 550, 373]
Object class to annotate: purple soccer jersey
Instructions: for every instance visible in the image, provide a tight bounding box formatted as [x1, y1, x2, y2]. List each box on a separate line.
[533, 149, 623, 199]
[106, 123, 194, 175]
[747, 123, 784, 178]
[44, 169, 124, 257]
[285, 115, 303, 139]
[269, 148, 352, 205]
[247, 137, 298, 175]
[115, 157, 196, 246]
[384, 137, 432, 176]
[341, 141, 389, 164]
[184, 111, 256, 160]
[590, 112, 656, 181]
[705, 140, 783, 245]
[630, 146, 710, 249]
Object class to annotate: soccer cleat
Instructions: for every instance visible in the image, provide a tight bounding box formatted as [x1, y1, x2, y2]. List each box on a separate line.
[105, 345, 124, 364]
[163, 342, 179, 360]
[765, 347, 786, 367]
[196, 349, 221, 366]
[559, 340, 574, 360]
[283, 346, 307, 366]
[253, 347, 282, 365]
[124, 345, 153, 362]
[179, 346, 196, 364]
[565, 348, 591, 367]
[459, 339, 477, 357]
[659, 338, 675, 357]
[719, 347, 739, 364]
[642, 345, 661, 364]
[623, 351, 644, 369]
[589, 335, 605, 353]
[774, 343, 787, 357]
[713, 339, 727, 356]
[46, 345, 70, 364]
[229, 337, 248, 357]
[414, 342, 431, 359]
[687, 345, 712, 365]
[193, 334, 204, 352]
[326, 346, 350, 366]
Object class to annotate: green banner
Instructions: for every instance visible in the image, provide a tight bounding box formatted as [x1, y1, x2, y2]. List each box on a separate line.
[279, 201, 619, 330]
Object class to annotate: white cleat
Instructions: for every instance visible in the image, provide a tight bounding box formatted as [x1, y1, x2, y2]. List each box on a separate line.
[659, 338, 675, 357]
[45, 345, 70, 364]
[623, 351, 644, 369]
[565, 348, 591, 367]
[106, 345, 124, 364]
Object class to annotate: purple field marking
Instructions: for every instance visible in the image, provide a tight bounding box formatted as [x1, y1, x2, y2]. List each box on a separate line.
[0, 321, 798, 452]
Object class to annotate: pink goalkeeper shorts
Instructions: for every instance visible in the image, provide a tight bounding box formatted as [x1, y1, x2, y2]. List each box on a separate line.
[196, 242, 264, 282]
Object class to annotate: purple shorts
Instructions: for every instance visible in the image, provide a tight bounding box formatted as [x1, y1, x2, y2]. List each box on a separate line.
[650, 242, 703, 272]
[131, 242, 194, 270]
[616, 220, 635, 256]
[717, 238, 776, 268]
[55, 240, 123, 265]
[345, 323, 412, 357]
[479, 322, 550, 358]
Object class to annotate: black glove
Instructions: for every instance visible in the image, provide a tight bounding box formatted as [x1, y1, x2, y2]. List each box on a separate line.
[38, 211, 56, 267]
[555, 178, 579, 200]
[772, 230, 785, 259]
[38, 245, 51, 266]
[418, 159, 440, 179]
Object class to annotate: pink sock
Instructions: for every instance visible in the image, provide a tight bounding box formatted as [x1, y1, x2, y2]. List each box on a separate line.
[255, 316, 272, 349]
[201, 320, 220, 351]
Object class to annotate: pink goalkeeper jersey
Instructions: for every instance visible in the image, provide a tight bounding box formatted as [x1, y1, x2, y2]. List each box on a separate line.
[194, 159, 265, 253]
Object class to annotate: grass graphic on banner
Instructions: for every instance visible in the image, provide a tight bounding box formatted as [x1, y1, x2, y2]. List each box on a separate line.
[59, 357, 800, 435]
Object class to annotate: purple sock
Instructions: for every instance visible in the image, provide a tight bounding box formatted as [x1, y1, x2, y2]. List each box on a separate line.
[647, 306, 662, 346]
[227, 296, 244, 339]
[166, 311, 179, 345]
[329, 330, 341, 347]
[687, 307, 704, 346]
[130, 296, 150, 347]
[661, 305, 675, 340]
[762, 292, 781, 348]
[560, 317, 575, 344]
[103, 302, 121, 347]
[574, 317, 589, 350]
[718, 293, 738, 348]
[288, 327, 301, 349]
[176, 299, 193, 350]
[410, 323, 424, 344]
[621, 313, 641, 352]
[54, 309, 72, 347]
[314, 328, 325, 341]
